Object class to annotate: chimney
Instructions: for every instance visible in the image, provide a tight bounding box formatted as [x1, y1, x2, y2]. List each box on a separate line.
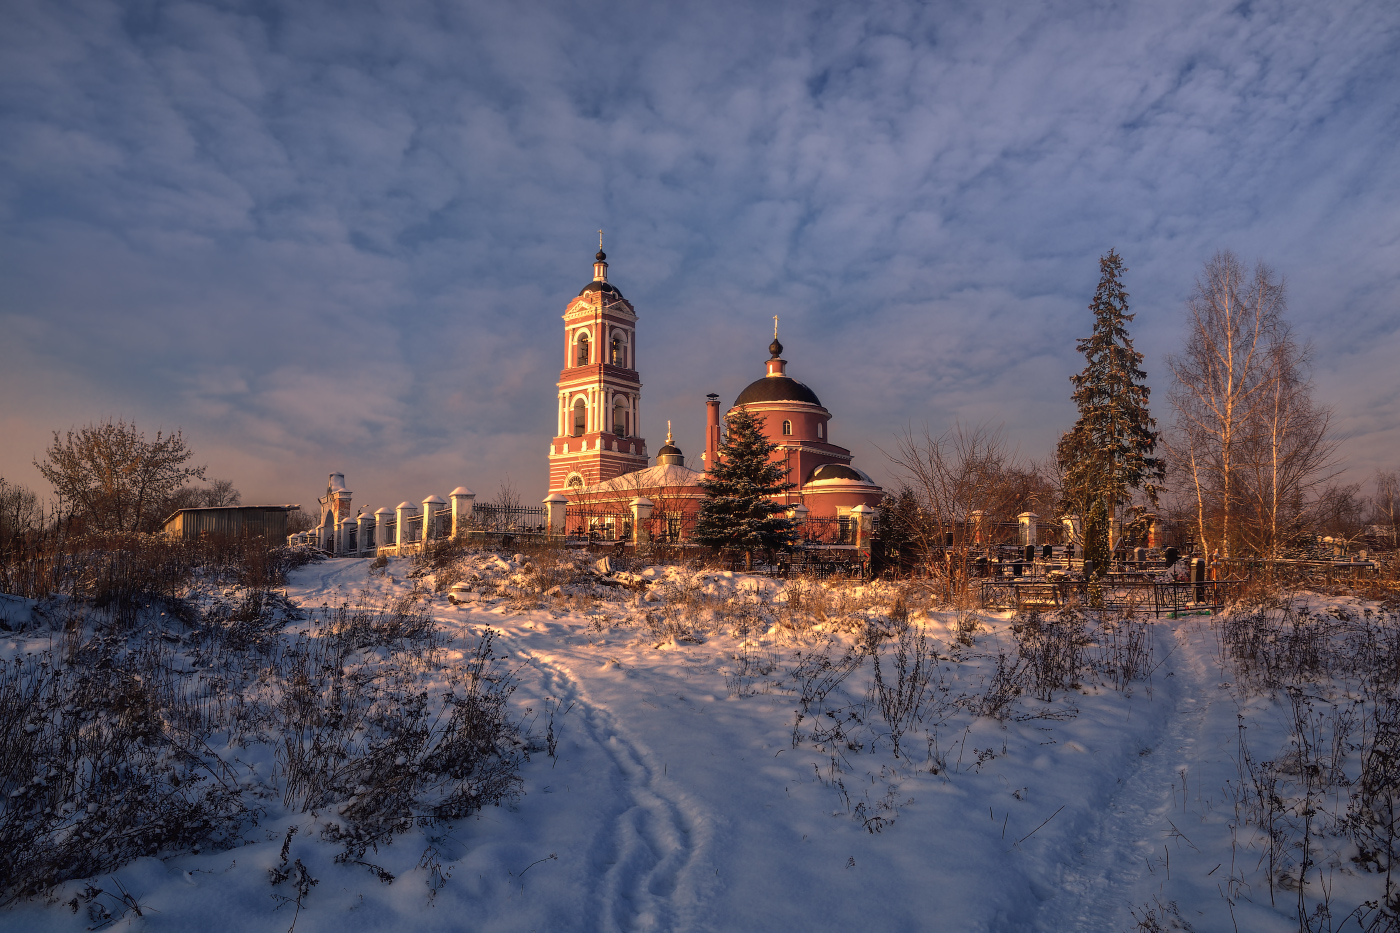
[704, 393, 721, 472]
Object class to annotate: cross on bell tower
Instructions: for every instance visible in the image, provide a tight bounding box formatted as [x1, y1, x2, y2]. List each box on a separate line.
[547, 240, 648, 493]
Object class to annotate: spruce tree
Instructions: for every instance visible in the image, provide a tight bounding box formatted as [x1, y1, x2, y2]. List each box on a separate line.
[1056, 250, 1165, 577]
[694, 408, 796, 563]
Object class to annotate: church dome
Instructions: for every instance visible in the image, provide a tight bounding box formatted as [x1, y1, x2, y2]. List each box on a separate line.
[808, 463, 874, 483]
[578, 280, 623, 298]
[734, 376, 822, 407]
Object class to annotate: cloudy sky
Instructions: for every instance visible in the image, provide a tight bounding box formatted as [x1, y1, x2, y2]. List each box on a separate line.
[2, 0, 1397, 513]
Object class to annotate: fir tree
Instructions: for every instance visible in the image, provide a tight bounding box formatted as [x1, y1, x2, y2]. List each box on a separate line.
[694, 408, 796, 563]
[1056, 250, 1165, 577]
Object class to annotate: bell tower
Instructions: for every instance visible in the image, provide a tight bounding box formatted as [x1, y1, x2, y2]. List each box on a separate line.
[548, 239, 648, 493]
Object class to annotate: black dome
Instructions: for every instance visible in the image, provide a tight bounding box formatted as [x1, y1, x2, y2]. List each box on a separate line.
[734, 376, 822, 407]
[808, 464, 871, 483]
[578, 280, 623, 298]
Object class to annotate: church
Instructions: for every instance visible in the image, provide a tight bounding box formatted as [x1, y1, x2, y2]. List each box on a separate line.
[546, 244, 882, 539]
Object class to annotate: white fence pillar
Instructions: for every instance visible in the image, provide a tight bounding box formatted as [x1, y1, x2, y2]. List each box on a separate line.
[356, 513, 374, 555]
[450, 487, 476, 538]
[374, 508, 394, 549]
[544, 493, 568, 536]
[422, 495, 446, 543]
[851, 504, 875, 550]
[630, 497, 654, 546]
[337, 517, 354, 556]
[395, 502, 417, 548]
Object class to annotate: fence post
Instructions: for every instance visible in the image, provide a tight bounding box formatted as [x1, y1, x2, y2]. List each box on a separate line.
[357, 512, 374, 556]
[631, 497, 654, 548]
[374, 508, 393, 549]
[544, 493, 568, 537]
[422, 495, 446, 544]
[450, 487, 476, 538]
[337, 517, 354, 556]
[851, 504, 874, 551]
[396, 501, 417, 549]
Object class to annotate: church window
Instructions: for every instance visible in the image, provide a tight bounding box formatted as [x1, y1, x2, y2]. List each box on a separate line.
[818, 422, 824, 439]
[576, 332, 590, 365]
[782, 419, 792, 436]
[613, 397, 628, 437]
[567, 474, 584, 490]
[572, 398, 586, 436]
[611, 335, 625, 367]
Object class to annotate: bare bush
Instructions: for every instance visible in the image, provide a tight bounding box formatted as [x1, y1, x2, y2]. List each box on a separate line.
[870, 624, 935, 758]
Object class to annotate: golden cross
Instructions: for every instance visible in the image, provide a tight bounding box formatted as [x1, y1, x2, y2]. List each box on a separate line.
[773, 315, 779, 338]
[598, 229, 604, 250]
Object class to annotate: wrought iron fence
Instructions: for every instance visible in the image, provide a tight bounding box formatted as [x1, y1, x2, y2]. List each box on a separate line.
[471, 503, 548, 534]
[566, 511, 630, 541]
[979, 578, 1239, 616]
[794, 515, 854, 545]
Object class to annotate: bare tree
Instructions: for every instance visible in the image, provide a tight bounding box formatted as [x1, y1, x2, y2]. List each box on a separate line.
[1234, 328, 1340, 557]
[35, 419, 206, 534]
[1372, 470, 1399, 543]
[159, 478, 242, 516]
[1312, 481, 1368, 542]
[0, 477, 41, 549]
[1166, 252, 1337, 562]
[885, 423, 1036, 600]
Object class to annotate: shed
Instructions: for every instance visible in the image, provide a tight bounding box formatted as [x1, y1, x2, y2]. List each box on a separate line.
[161, 505, 301, 542]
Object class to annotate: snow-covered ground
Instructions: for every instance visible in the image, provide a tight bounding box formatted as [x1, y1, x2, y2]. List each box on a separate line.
[3, 553, 1395, 932]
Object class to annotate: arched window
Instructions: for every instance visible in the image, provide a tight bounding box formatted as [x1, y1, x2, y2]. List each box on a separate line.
[567, 474, 584, 490]
[611, 334, 625, 367]
[572, 398, 586, 436]
[782, 419, 793, 436]
[613, 397, 628, 437]
[576, 332, 590, 365]
[817, 422, 824, 439]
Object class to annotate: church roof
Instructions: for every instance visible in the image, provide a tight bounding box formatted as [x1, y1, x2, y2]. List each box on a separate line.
[578, 280, 624, 298]
[807, 464, 875, 484]
[734, 375, 823, 407]
[572, 463, 703, 497]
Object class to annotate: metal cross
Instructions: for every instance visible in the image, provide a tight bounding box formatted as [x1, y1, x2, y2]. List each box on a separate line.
[773, 315, 779, 338]
[598, 229, 604, 250]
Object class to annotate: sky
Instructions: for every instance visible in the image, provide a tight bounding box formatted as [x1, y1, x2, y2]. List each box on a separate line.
[2, 0, 1398, 514]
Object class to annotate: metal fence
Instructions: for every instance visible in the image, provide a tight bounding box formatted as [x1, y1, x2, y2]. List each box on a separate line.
[794, 515, 855, 545]
[979, 578, 1239, 617]
[566, 511, 630, 541]
[470, 504, 548, 534]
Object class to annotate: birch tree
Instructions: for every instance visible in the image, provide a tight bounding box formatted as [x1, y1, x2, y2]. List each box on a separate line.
[1167, 251, 1336, 561]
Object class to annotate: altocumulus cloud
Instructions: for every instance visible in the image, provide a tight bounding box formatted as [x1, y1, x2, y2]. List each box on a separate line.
[1, 0, 1397, 509]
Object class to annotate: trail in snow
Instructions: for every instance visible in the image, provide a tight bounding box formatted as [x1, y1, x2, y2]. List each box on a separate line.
[1030, 618, 1219, 932]
[514, 647, 710, 933]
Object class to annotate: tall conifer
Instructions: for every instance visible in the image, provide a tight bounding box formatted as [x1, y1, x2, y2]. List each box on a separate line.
[1057, 250, 1164, 576]
[694, 408, 795, 562]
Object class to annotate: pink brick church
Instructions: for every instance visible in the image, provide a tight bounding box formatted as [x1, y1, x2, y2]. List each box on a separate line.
[546, 244, 882, 539]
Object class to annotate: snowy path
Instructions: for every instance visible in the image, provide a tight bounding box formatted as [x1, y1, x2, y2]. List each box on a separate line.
[512, 647, 711, 933]
[1031, 618, 1220, 931]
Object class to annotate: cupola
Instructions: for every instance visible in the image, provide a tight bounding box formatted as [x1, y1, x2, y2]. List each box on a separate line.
[656, 420, 685, 466]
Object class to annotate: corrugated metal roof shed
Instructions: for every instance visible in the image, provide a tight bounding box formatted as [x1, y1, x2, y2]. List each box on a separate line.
[161, 505, 300, 542]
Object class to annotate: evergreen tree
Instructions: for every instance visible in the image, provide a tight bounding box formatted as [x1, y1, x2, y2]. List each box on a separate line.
[694, 408, 796, 562]
[1056, 250, 1164, 577]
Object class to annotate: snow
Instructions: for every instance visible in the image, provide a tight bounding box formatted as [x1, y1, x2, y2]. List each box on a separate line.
[2, 556, 1392, 931]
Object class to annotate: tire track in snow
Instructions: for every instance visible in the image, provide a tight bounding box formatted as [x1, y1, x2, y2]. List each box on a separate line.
[516, 649, 710, 933]
[1029, 619, 1218, 933]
